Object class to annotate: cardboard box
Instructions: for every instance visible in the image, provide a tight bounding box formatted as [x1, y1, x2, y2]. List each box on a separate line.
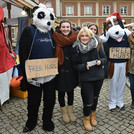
[10, 87, 28, 99]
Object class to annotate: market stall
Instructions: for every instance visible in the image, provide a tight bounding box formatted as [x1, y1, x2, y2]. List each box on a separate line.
[0, 0, 38, 110]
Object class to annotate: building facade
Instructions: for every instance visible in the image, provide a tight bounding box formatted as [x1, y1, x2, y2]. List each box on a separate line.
[40, 0, 134, 34]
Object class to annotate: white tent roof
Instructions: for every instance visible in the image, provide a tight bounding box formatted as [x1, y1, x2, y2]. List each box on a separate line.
[0, 1, 27, 18]
[0, 0, 38, 18]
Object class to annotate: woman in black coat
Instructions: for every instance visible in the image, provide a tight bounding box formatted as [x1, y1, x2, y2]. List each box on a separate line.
[53, 20, 78, 123]
[88, 23, 108, 79]
[72, 27, 106, 131]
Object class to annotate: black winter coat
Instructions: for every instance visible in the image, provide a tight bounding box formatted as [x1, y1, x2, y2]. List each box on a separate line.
[72, 44, 107, 81]
[56, 45, 78, 92]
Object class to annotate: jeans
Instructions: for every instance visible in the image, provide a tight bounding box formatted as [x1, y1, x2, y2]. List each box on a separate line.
[81, 79, 103, 116]
[128, 72, 134, 102]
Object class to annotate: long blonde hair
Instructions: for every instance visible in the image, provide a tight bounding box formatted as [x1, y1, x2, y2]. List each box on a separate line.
[77, 27, 94, 42]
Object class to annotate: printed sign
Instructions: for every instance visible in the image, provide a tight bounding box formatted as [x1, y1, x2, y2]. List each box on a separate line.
[109, 47, 130, 59]
[25, 58, 58, 79]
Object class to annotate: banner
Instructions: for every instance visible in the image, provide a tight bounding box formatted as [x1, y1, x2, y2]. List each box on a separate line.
[25, 58, 58, 79]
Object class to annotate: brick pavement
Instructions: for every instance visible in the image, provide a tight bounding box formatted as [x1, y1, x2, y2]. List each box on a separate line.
[0, 79, 134, 134]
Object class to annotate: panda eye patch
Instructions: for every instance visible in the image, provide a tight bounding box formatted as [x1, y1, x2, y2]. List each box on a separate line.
[50, 13, 54, 20]
[38, 12, 45, 19]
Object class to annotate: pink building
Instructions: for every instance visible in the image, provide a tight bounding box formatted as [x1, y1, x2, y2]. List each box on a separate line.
[39, 0, 134, 35]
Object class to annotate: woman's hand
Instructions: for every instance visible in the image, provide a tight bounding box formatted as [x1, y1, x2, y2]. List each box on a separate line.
[96, 60, 101, 66]
[86, 65, 90, 70]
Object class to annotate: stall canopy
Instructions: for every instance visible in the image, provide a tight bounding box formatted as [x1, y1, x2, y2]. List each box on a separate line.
[0, 0, 39, 18]
[0, 0, 38, 9]
[0, 0, 39, 54]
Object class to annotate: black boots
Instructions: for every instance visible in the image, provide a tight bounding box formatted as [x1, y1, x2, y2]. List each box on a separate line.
[23, 126, 32, 133]
[23, 121, 37, 133]
[23, 120, 55, 133]
[43, 120, 55, 132]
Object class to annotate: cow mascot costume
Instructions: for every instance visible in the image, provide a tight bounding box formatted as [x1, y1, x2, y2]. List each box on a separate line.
[100, 13, 131, 111]
[19, 3, 57, 132]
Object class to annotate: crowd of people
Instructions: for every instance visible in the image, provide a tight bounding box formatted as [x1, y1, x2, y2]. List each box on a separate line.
[19, 19, 134, 133]
[1, 4, 134, 133]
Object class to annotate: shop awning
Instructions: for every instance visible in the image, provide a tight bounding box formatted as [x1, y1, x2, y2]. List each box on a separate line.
[1, 0, 38, 9]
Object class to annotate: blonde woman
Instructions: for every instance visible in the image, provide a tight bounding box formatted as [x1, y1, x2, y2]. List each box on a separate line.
[72, 27, 106, 131]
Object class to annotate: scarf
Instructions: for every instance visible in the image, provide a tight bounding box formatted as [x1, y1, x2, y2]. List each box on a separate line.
[53, 31, 78, 66]
[73, 37, 98, 54]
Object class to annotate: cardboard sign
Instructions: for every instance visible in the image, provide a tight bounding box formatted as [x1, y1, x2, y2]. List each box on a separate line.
[25, 58, 58, 79]
[109, 47, 130, 59]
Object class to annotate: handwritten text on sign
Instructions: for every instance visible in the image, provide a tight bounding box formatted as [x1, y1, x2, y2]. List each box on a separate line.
[25, 58, 58, 79]
[109, 47, 130, 59]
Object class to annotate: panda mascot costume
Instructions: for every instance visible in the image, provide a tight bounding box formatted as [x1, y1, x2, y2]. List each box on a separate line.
[19, 3, 56, 132]
[100, 13, 131, 111]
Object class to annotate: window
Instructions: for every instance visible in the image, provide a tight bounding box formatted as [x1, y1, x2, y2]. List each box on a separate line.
[121, 6, 127, 14]
[85, 6, 92, 15]
[66, 6, 74, 15]
[103, 6, 109, 14]
[83, 23, 90, 27]
[45, 1, 52, 7]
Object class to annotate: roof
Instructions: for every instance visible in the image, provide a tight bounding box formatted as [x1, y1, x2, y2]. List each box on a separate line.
[0, 0, 38, 9]
[0, 0, 38, 18]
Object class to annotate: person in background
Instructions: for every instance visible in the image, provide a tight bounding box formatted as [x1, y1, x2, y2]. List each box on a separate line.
[72, 26, 81, 32]
[88, 24, 108, 79]
[72, 27, 106, 131]
[88, 24, 98, 35]
[53, 20, 78, 123]
[127, 26, 134, 109]
[76, 26, 81, 32]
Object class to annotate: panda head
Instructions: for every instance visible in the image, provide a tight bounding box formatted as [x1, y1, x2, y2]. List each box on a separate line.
[32, 3, 55, 33]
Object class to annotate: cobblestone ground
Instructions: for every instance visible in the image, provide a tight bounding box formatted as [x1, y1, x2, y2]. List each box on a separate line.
[0, 79, 134, 134]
